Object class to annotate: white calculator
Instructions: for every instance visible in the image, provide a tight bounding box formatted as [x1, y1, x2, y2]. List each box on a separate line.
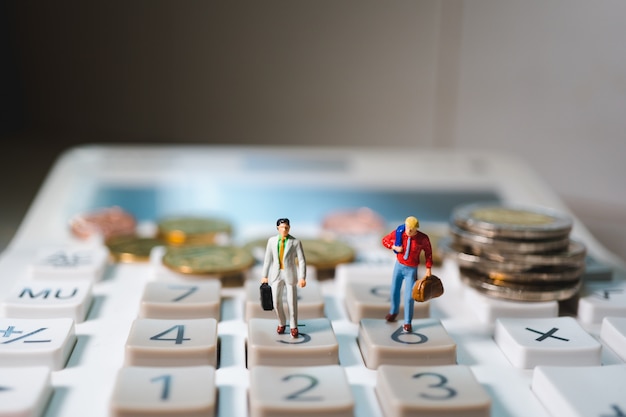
[1, 145, 625, 417]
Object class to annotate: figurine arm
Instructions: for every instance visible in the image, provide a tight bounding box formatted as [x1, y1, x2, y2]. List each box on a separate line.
[295, 239, 306, 286]
[422, 234, 433, 275]
[382, 230, 402, 249]
[261, 238, 273, 283]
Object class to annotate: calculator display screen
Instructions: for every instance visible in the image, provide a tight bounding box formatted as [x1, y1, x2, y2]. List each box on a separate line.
[89, 184, 500, 226]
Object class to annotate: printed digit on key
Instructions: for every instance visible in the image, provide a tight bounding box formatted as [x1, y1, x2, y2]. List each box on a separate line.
[283, 374, 322, 402]
[149, 325, 190, 344]
[391, 326, 429, 345]
[167, 285, 199, 302]
[413, 372, 457, 400]
[150, 374, 172, 400]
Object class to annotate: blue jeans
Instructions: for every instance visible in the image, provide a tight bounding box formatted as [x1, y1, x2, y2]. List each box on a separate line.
[389, 262, 417, 324]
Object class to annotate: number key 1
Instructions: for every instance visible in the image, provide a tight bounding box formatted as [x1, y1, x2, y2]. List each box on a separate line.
[375, 364, 491, 417]
[110, 366, 216, 417]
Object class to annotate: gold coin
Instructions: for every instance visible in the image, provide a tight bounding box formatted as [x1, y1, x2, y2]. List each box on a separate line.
[243, 237, 355, 270]
[453, 203, 573, 239]
[162, 245, 254, 275]
[472, 207, 555, 226]
[301, 238, 355, 269]
[157, 216, 232, 245]
[106, 236, 166, 263]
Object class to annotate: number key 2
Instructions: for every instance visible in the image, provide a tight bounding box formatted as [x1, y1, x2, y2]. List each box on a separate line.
[249, 365, 354, 417]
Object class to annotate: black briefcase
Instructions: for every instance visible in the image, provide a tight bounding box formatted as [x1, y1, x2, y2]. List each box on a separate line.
[260, 283, 274, 311]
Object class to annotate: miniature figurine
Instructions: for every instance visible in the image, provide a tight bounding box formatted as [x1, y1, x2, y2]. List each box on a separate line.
[261, 218, 307, 338]
[382, 216, 433, 332]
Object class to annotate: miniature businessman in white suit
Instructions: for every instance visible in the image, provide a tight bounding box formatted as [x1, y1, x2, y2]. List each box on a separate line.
[261, 218, 307, 338]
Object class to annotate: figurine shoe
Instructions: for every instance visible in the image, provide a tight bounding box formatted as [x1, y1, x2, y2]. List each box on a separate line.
[385, 313, 398, 322]
[402, 323, 412, 333]
[277, 325, 286, 334]
[290, 328, 299, 338]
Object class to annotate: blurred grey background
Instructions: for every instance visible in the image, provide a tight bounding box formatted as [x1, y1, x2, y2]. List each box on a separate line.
[1, 1, 625, 260]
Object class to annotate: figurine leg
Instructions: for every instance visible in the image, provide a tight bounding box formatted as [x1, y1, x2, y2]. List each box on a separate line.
[389, 262, 403, 316]
[403, 268, 417, 325]
[285, 283, 298, 331]
[272, 279, 286, 327]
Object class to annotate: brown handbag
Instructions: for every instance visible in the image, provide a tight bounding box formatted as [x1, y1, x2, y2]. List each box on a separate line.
[412, 274, 444, 302]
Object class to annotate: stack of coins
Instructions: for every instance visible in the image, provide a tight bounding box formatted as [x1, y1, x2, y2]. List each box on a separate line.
[442, 202, 587, 302]
[156, 216, 259, 282]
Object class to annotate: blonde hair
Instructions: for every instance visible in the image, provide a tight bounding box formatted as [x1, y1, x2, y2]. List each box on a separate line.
[405, 216, 419, 229]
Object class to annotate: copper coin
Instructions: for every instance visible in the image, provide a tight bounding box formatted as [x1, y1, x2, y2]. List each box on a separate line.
[321, 207, 386, 235]
[70, 206, 136, 240]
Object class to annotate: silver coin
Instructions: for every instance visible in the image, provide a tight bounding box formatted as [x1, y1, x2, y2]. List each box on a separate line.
[440, 237, 586, 272]
[450, 225, 570, 254]
[452, 203, 573, 240]
[459, 268, 582, 302]
[478, 239, 586, 267]
[470, 264, 584, 283]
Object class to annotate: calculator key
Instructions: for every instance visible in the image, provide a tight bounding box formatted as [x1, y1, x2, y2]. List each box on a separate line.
[125, 318, 218, 367]
[2, 280, 92, 323]
[334, 263, 389, 291]
[357, 318, 456, 369]
[578, 280, 626, 324]
[463, 286, 558, 325]
[600, 316, 626, 362]
[344, 280, 429, 323]
[0, 366, 52, 417]
[29, 245, 109, 282]
[0, 318, 76, 370]
[110, 366, 216, 417]
[375, 364, 491, 417]
[247, 318, 339, 367]
[139, 281, 221, 320]
[494, 317, 601, 368]
[249, 365, 354, 417]
[244, 280, 324, 322]
[532, 364, 626, 417]
[582, 255, 614, 281]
